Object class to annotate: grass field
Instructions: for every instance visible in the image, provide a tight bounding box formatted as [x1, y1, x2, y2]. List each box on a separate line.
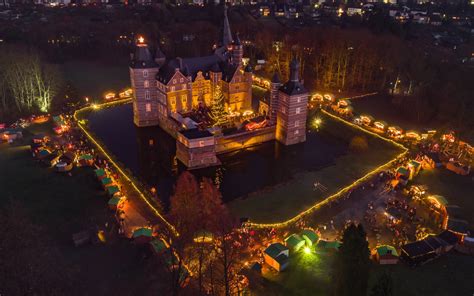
[229, 111, 403, 223]
[0, 123, 163, 295]
[414, 169, 474, 228]
[252, 251, 474, 296]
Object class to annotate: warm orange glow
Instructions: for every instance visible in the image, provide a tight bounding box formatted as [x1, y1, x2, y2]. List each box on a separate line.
[138, 36, 145, 44]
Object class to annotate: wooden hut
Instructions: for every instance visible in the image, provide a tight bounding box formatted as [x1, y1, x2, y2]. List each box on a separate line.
[264, 243, 289, 272]
[108, 196, 124, 211]
[373, 245, 399, 265]
[150, 238, 168, 255]
[400, 240, 436, 267]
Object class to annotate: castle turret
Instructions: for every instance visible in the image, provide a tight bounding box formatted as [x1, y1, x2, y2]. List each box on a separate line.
[232, 33, 243, 66]
[154, 42, 166, 67]
[275, 58, 308, 145]
[130, 37, 160, 127]
[269, 71, 280, 123]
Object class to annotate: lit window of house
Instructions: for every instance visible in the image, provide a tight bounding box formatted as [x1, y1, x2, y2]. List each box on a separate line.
[145, 103, 151, 112]
[143, 70, 148, 77]
[180, 78, 184, 83]
[171, 86, 175, 92]
[296, 107, 301, 114]
[173, 79, 176, 84]
[181, 95, 187, 111]
[144, 80, 149, 88]
[199, 141, 205, 147]
[145, 90, 150, 100]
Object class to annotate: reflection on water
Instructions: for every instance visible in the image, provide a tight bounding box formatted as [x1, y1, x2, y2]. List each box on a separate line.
[87, 104, 347, 207]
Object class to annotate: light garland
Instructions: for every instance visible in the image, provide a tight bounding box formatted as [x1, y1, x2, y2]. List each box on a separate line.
[73, 99, 178, 236]
[246, 109, 408, 229]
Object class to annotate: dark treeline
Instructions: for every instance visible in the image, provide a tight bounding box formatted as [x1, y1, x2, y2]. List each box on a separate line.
[1, 6, 472, 137]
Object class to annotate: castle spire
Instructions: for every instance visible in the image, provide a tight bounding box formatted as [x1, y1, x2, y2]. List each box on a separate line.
[289, 57, 300, 82]
[222, 5, 233, 47]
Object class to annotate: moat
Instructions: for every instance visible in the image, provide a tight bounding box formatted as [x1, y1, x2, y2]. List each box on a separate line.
[87, 103, 401, 222]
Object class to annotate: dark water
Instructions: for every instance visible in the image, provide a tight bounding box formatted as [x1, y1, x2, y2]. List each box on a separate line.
[87, 104, 347, 207]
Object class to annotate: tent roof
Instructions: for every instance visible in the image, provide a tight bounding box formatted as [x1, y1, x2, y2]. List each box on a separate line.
[107, 186, 120, 196]
[301, 229, 319, 243]
[101, 177, 112, 185]
[397, 167, 410, 176]
[133, 227, 152, 238]
[264, 243, 288, 259]
[79, 154, 94, 160]
[285, 234, 305, 248]
[108, 196, 122, 206]
[317, 240, 341, 250]
[150, 238, 167, 253]
[95, 168, 105, 177]
[376, 245, 398, 257]
[401, 240, 434, 258]
[429, 195, 448, 206]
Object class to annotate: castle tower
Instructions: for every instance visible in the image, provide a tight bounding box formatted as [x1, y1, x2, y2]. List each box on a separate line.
[130, 37, 160, 127]
[269, 71, 281, 123]
[244, 63, 253, 109]
[276, 58, 308, 146]
[232, 33, 243, 66]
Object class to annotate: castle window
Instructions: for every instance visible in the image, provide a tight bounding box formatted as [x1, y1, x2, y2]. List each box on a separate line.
[295, 120, 299, 127]
[294, 130, 299, 135]
[144, 80, 149, 88]
[145, 103, 151, 112]
[199, 140, 205, 147]
[143, 70, 148, 78]
[296, 107, 301, 114]
[297, 97, 301, 103]
[145, 90, 150, 100]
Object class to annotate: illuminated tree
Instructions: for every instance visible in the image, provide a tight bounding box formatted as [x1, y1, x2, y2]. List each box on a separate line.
[0, 45, 60, 114]
[210, 85, 229, 127]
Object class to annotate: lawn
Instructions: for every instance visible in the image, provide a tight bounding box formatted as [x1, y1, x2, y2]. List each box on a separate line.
[252, 251, 474, 296]
[229, 111, 404, 223]
[62, 60, 130, 100]
[0, 123, 164, 295]
[414, 168, 474, 228]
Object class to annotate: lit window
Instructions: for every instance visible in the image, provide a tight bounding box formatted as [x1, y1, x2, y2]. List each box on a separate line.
[170, 97, 176, 105]
[145, 91, 150, 100]
[144, 80, 149, 88]
[145, 103, 151, 112]
[143, 70, 148, 77]
[171, 86, 175, 92]
[199, 141, 205, 147]
[180, 78, 184, 83]
[295, 120, 299, 127]
[295, 130, 299, 135]
[296, 107, 301, 114]
[297, 97, 301, 103]
[173, 79, 176, 84]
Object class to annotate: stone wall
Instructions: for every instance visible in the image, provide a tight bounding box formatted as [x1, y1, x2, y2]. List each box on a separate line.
[215, 126, 276, 154]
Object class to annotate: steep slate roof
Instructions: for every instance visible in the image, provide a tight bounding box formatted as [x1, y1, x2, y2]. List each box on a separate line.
[156, 54, 229, 84]
[279, 81, 307, 96]
[130, 44, 157, 69]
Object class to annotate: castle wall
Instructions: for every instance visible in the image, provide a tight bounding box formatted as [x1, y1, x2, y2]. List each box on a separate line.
[215, 126, 276, 154]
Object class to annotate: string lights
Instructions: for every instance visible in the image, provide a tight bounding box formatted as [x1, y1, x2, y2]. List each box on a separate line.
[73, 99, 178, 236]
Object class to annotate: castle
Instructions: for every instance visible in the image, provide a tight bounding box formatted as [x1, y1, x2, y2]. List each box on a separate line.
[130, 7, 309, 169]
